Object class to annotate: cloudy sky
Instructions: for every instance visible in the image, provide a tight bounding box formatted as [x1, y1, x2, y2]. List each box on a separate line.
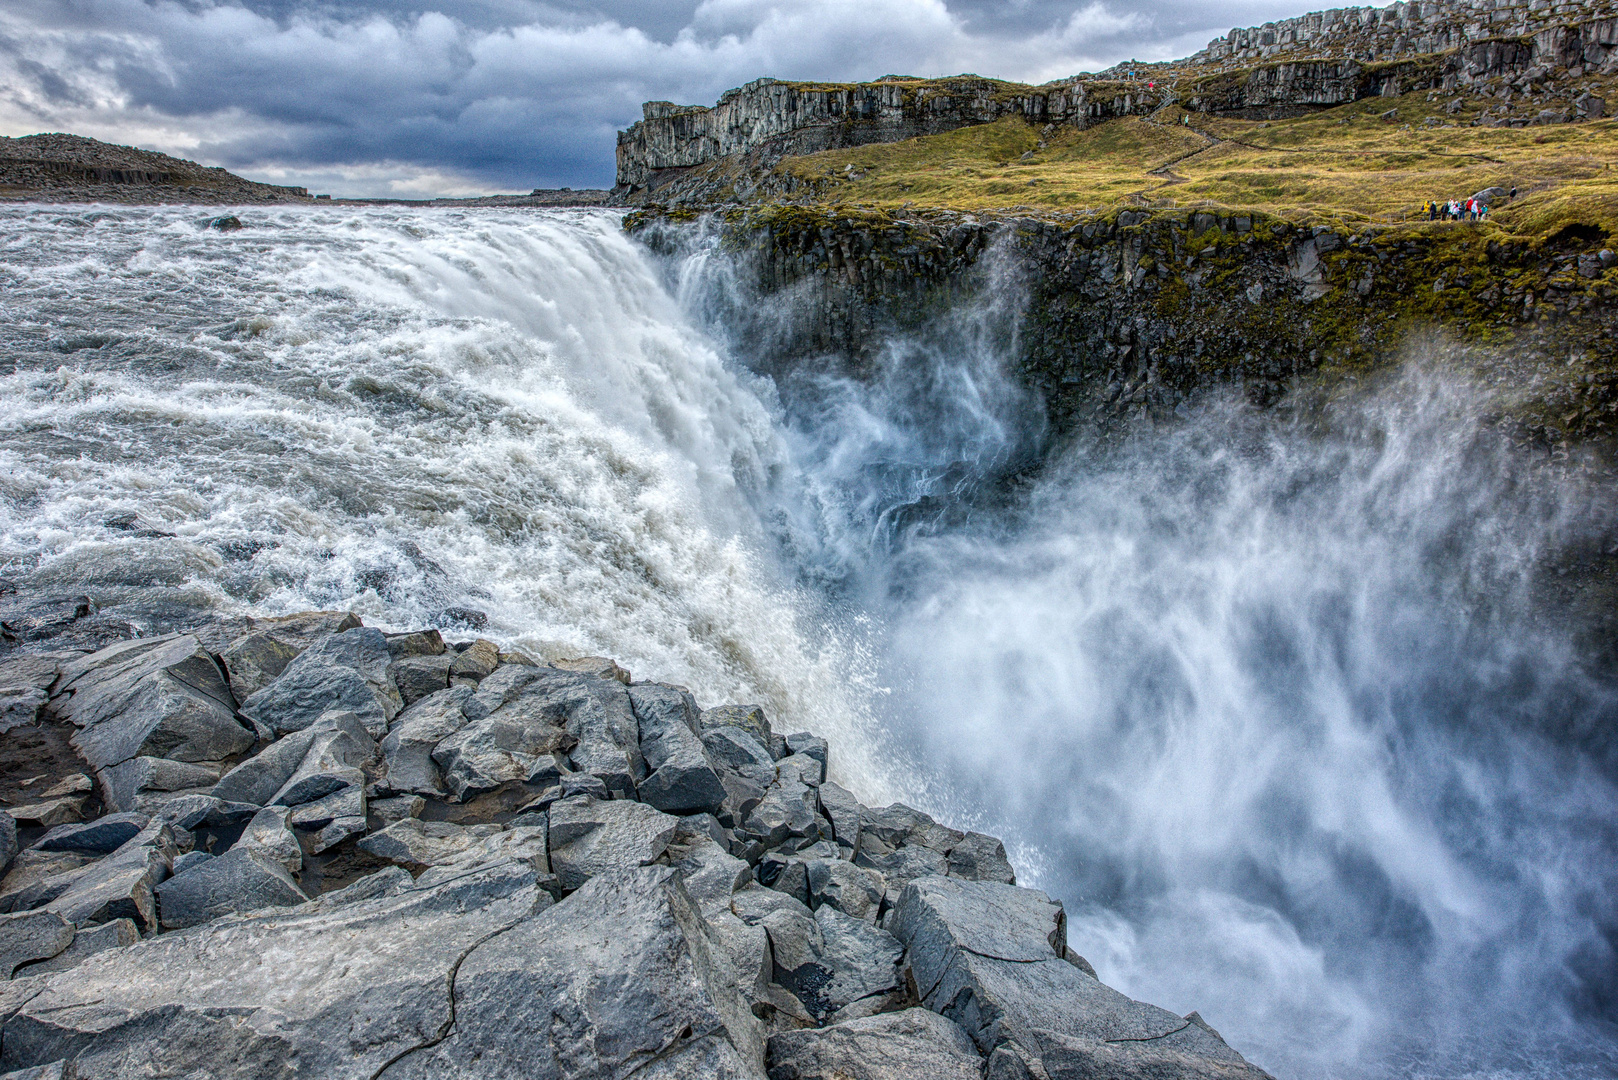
[1, 0, 1307, 197]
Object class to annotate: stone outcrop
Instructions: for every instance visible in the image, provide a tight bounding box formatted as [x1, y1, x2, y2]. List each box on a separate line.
[0, 610, 1271, 1078]
[0, 133, 311, 204]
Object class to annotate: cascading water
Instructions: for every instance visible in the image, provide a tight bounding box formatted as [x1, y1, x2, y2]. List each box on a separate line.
[3, 205, 1615, 1079]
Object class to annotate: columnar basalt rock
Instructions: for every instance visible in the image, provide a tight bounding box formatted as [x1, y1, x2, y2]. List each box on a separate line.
[0, 609, 1272, 1077]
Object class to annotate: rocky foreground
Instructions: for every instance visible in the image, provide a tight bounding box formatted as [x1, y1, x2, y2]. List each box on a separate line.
[0, 607, 1272, 1078]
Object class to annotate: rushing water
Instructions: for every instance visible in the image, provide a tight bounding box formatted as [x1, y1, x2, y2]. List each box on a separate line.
[2, 205, 1616, 1079]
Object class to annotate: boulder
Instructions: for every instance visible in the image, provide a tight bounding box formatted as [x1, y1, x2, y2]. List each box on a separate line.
[806, 857, 885, 923]
[45, 840, 169, 932]
[285, 787, 367, 854]
[0, 910, 73, 977]
[3, 798, 86, 831]
[15, 918, 136, 976]
[153, 846, 307, 929]
[357, 818, 503, 868]
[381, 867, 765, 1079]
[702, 704, 779, 757]
[269, 712, 378, 806]
[0, 688, 46, 735]
[388, 654, 453, 706]
[368, 794, 424, 827]
[146, 794, 257, 833]
[239, 627, 401, 737]
[547, 795, 679, 891]
[631, 682, 726, 814]
[780, 905, 905, 1023]
[764, 1008, 984, 1080]
[97, 757, 223, 814]
[551, 655, 630, 683]
[31, 814, 149, 856]
[860, 804, 964, 854]
[1, 862, 545, 1078]
[946, 831, 1016, 885]
[413, 826, 551, 886]
[703, 725, 776, 772]
[784, 732, 828, 776]
[431, 712, 573, 801]
[208, 725, 323, 806]
[51, 635, 252, 772]
[673, 838, 753, 912]
[169, 851, 211, 875]
[384, 629, 445, 659]
[378, 685, 474, 797]
[447, 639, 500, 680]
[238, 805, 302, 873]
[216, 610, 362, 699]
[463, 665, 641, 796]
[816, 781, 863, 856]
[889, 877, 1268, 1078]
[0, 853, 97, 914]
[0, 812, 16, 878]
[858, 845, 948, 894]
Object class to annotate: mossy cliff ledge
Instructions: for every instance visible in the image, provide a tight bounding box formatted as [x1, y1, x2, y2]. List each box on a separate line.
[630, 206, 1618, 444]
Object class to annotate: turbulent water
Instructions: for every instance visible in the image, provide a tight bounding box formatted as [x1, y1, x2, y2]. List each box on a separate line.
[4, 205, 1617, 1079]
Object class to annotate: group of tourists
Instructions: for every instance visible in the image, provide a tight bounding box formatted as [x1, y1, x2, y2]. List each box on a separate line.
[1423, 197, 1489, 221]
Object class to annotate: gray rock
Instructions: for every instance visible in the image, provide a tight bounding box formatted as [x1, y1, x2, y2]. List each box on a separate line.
[270, 711, 378, 806]
[779, 905, 904, 1022]
[431, 711, 573, 801]
[447, 638, 500, 679]
[947, 831, 1016, 885]
[741, 778, 821, 852]
[858, 845, 948, 895]
[382, 866, 765, 1079]
[0, 910, 73, 977]
[378, 685, 474, 797]
[385, 629, 445, 659]
[368, 794, 425, 826]
[784, 732, 828, 775]
[0, 688, 46, 736]
[32, 814, 149, 856]
[2, 798, 86, 831]
[1, 862, 545, 1078]
[388, 654, 453, 706]
[860, 803, 964, 854]
[551, 655, 630, 683]
[16, 918, 136, 976]
[776, 752, 825, 788]
[632, 682, 727, 814]
[889, 877, 1266, 1077]
[169, 851, 211, 875]
[208, 724, 322, 806]
[0, 852, 97, 914]
[302, 865, 414, 912]
[702, 704, 777, 755]
[239, 627, 402, 737]
[674, 838, 753, 913]
[765, 1008, 984, 1080]
[52, 635, 252, 772]
[286, 785, 368, 854]
[547, 795, 679, 891]
[413, 826, 550, 886]
[357, 818, 502, 867]
[806, 857, 885, 923]
[239, 805, 302, 873]
[98, 757, 224, 814]
[0, 812, 15, 877]
[146, 794, 257, 832]
[217, 610, 363, 699]
[816, 781, 863, 856]
[703, 725, 776, 771]
[463, 665, 642, 796]
[154, 846, 307, 929]
[45, 827, 175, 931]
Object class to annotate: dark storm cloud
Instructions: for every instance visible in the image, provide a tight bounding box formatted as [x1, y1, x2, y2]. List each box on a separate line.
[0, 0, 1310, 197]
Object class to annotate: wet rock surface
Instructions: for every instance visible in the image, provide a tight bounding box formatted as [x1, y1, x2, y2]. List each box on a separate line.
[0, 611, 1272, 1079]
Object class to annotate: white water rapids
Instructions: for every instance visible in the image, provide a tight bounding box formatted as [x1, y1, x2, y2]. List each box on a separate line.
[2, 205, 1615, 1079]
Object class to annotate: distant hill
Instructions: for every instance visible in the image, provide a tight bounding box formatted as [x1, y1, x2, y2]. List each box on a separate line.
[0, 132, 311, 204]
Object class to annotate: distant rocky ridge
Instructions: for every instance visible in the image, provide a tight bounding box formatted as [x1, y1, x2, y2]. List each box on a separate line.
[614, 0, 1618, 200]
[0, 133, 313, 204]
[0, 591, 1272, 1078]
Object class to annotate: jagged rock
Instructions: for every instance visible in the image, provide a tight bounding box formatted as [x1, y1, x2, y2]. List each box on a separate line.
[3, 798, 85, 831]
[791, 905, 905, 1022]
[551, 655, 630, 683]
[379, 685, 474, 797]
[631, 682, 727, 814]
[776, 752, 825, 788]
[890, 877, 1268, 1077]
[413, 826, 551, 886]
[384, 629, 445, 659]
[209, 724, 321, 806]
[51, 635, 252, 772]
[672, 836, 753, 911]
[357, 818, 502, 867]
[0, 853, 97, 914]
[431, 706, 574, 801]
[461, 665, 642, 796]
[817, 781, 863, 856]
[703, 703, 779, 757]
[806, 857, 885, 922]
[784, 732, 828, 775]
[741, 775, 821, 855]
[382, 866, 765, 1079]
[447, 638, 500, 680]
[368, 794, 424, 826]
[217, 612, 363, 700]
[860, 803, 964, 854]
[302, 865, 414, 912]
[154, 846, 307, 929]
[169, 851, 210, 875]
[947, 831, 1016, 885]
[547, 794, 679, 890]
[45, 829, 173, 931]
[146, 794, 257, 832]
[239, 627, 401, 737]
[388, 654, 453, 706]
[286, 786, 367, 853]
[270, 711, 377, 806]
[2, 862, 546, 1077]
[97, 757, 223, 814]
[0, 910, 73, 977]
[0, 813, 15, 878]
[0, 688, 46, 735]
[238, 805, 301, 873]
[765, 1008, 984, 1080]
[703, 725, 776, 771]
[16, 918, 136, 976]
[31, 814, 148, 856]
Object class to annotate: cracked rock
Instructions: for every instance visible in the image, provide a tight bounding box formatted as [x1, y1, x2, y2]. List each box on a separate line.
[765, 1007, 984, 1080]
[0, 910, 74, 977]
[240, 627, 402, 737]
[154, 846, 308, 929]
[547, 795, 678, 891]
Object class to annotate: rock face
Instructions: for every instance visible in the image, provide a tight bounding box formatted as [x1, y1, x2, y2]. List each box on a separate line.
[0, 133, 312, 204]
[0, 614, 1271, 1080]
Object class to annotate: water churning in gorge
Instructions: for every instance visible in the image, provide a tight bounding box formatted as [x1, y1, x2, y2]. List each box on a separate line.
[3, 206, 1616, 1079]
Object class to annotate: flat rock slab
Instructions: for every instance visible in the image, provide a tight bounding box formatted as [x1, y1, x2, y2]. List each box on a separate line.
[16, 919, 136, 977]
[357, 818, 502, 868]
[0, 863, 546, 1079]
[31, 815, 149, 856]
[765, 1008, 984, 1080]
[382, 866, 765, 1079]
[547, 795, 679, 891]
[153, 847, 307, 930]
[0, 910, 73, 977]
